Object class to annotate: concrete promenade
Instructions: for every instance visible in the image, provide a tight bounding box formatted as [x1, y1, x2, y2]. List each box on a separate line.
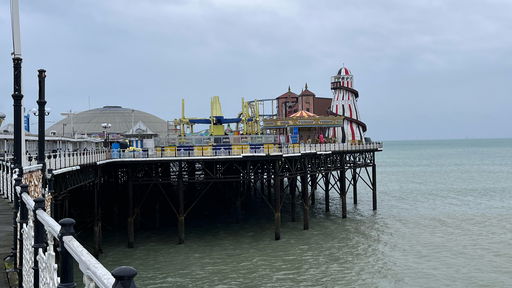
[0, 199, 13, 287]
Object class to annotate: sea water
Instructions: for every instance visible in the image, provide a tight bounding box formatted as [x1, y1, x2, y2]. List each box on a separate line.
[99, 139, 512, 287]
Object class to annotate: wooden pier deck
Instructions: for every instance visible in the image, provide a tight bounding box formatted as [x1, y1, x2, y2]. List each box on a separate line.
[0, 199, 13, 286]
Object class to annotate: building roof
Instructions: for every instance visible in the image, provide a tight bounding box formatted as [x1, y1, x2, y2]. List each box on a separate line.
[298, 83, 316, 97]
[46, 106, 168, 137]
[289, 110, 318, 118]
[337, 66, 352, 76]
[277, 86, 299, 99]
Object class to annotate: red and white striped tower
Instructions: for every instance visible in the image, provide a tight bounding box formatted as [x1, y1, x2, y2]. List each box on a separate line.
[328, 66, 367, 143]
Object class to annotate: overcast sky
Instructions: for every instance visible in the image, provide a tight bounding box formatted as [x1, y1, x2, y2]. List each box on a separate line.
[1, 0, 511, 141]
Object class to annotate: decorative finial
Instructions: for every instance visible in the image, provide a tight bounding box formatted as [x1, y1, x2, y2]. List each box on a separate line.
[305, 83, 308, 90]
[288, 85, 291, 92]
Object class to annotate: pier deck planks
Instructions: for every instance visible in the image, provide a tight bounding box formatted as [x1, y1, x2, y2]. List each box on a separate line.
[0, 199, 13, 286]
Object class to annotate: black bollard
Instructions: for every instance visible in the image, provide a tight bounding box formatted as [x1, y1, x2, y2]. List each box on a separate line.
[11, 177, 22, 271]
[33, 197, 47, 288]
[58, 218, 76, 288]
[111, 266, 137, 288]
[18, 183, 29, 287]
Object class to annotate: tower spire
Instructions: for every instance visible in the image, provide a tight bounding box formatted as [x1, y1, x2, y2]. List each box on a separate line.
[305, 83, 308, 90]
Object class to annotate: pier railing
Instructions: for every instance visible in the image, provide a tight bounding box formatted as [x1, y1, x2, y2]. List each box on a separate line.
[2, 164, 138, 287]
[4, 143, 382, 177]
[24, 148, 109, 170]
[0, 158, 15, 202]
[152, 142, 384, 158]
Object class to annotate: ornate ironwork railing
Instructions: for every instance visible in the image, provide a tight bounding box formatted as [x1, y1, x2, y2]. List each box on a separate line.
[7, 166, 138, 288]
[152, 142, 384, 158]
[0, 158, 15, 202]
[24, 149, 110, 170]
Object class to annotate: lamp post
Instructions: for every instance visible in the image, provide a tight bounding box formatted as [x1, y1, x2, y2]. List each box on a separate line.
[101, 123, 111, 148]
[31, 69, 50, 169]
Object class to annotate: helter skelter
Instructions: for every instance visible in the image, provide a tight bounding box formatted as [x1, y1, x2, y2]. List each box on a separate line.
[328, 66, 367, 143]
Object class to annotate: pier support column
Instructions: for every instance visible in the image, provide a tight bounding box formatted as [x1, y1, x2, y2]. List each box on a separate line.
[289, 176, 297, 222]
[301, 174, 309, 230]
[235, 181, 242, 224]
[127, 180, 134, 248]
[274, 168, 281, 240]
[258, 170, 265, 200]
[324, 172, 330, 212]
[372, 154, 377, 210]
[93, 179, 102, 258]
[266, 166, 272, 202]
[341, 169, 347, 219]
[178, 162, 185, 244]
[352, 168, 358, 205]
[155, 201, 160, 229]
[310, 173, 316, 205]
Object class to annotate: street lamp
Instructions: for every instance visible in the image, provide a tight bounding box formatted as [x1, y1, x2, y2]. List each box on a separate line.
[30, 107, 51, 116]
[31, 106, 51, 165]
[101, 123, 112, 148]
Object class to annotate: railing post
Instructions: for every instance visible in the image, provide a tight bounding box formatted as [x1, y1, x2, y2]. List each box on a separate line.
[37, 69, 47, 174]
[47, 170, 55, 217]
[11, 177, 22, 271]
[33, 197, 47, 288]
[58, 218, 76, 288]
[18, 183, 29, 288]
[111, 266, 137, 288]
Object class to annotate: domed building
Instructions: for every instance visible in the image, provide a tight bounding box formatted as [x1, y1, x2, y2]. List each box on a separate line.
[46, 106, 169, 147]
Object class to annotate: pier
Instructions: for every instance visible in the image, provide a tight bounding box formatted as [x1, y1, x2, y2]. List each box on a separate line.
[1, 140, 381, 287]
[48, 143, 381, 247]
[1, 5, 381, 284]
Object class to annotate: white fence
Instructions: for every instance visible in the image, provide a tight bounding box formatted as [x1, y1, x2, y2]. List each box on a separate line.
[154, 142, 384, 158]
[2, 166, 137, 287]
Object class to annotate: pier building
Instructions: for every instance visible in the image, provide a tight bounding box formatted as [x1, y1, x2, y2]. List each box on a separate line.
[276, 84, 332, 118]
[46, 105, 170, 153]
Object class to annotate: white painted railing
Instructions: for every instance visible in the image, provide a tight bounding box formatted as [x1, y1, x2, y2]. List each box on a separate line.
[24, 149, 109, 170]
[12, 166, 137, 287]
[153, 142, 384, 158]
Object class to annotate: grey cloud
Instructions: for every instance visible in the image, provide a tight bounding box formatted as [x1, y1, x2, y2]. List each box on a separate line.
[0, 0, 510, 140]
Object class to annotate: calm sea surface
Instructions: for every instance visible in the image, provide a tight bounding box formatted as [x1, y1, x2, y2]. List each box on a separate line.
[99, 139, 512, 287]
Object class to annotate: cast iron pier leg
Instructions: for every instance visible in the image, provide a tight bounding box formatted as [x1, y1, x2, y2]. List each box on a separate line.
[324, 172, 330, 212]
[178, 162, 185, 244]
[341, 169, 347, 218]
[94, 179, 102, 257]
[301, 174, 309, 230]
[289, 176, 296, 222]
[372, 153, 377, 210]
[310, 173, 316, 205]
[352, 167, 358, 205]
[274, 170, 281, 240]
[127, 180, 134, 248]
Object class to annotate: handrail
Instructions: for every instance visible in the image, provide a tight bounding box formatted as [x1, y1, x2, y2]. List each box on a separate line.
[13, 165, 137, 287]
[63, 236, 115, 288]
[21, 191, 35, 210]
[35, 209, 60, 238]
[20, 142, 383, 171]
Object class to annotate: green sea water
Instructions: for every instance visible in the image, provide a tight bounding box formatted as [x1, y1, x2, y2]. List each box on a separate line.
[99, 139, 512, 287]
